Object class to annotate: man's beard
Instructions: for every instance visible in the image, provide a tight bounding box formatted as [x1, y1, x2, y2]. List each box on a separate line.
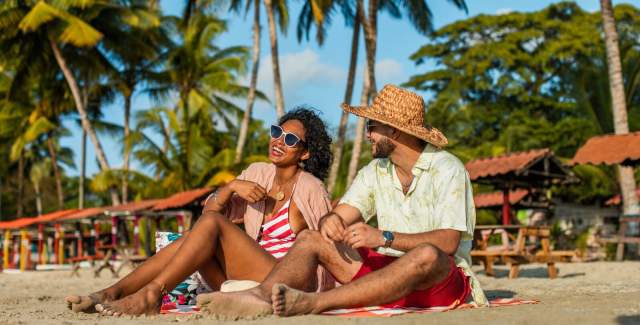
[373, 137, 396, 158]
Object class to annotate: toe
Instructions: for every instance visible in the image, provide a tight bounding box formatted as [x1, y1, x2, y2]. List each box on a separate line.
[95, 304, 105, 312]
[65, 295, 81, 304]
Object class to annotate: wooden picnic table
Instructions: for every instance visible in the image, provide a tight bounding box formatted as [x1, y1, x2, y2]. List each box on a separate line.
[471, 225, 576, 279]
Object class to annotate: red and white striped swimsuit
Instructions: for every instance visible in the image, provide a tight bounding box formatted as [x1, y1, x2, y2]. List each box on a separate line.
[258, 199, 296, 259]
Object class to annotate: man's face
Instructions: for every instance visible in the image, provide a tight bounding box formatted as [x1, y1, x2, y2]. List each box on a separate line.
[366, 119, 396, 158]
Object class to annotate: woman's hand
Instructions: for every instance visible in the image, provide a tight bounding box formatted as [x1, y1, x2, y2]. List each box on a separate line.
[230, 179, 267, 203]
[319, 213, 346, 243]
[343, 222, 384, 249]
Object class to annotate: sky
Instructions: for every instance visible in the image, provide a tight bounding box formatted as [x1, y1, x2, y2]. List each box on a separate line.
[59, 0, 638, 177]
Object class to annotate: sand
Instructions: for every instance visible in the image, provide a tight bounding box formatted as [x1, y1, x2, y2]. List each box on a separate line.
[1, 262, 639, 325]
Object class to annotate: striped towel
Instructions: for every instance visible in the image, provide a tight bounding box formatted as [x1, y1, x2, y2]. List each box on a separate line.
[160, 298, 538, 316]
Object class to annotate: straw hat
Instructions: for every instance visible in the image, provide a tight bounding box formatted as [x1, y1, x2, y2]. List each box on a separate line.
[341, 84, 448, 147]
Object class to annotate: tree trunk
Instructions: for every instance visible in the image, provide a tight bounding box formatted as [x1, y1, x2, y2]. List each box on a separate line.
[347, 67, 370, 185]
[327, 9, 361, 194]
[46, 135, 64, 210]
[122, 92, 132, 204]
[600, 0, 639, 214]
[79, 128, 86, 209]
[235, 0, 262, 164]
[17, 151, 24, 218]
[0, 177, 4, 221]
[34, 182, 42, 216]
[0, 176, 3, 220]
[49, 37, 121, 206]
[347, 0, 378, 186]
[264, 0, 286, 118]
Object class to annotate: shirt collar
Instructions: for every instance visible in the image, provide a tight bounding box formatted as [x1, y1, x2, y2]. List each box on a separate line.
[412, 144, 436, 173]
[376, 144, 436, 176]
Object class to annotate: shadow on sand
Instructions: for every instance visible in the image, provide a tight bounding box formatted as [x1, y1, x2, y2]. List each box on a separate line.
[616, 315, 640, 325]
[478, 267, 586, 279]
[484, 290, 516, 299]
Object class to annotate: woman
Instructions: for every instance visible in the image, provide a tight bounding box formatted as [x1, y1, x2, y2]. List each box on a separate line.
[65, 108, 334, 316]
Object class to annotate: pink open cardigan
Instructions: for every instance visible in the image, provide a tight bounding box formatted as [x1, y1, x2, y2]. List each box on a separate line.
[220, 162, 335, 291]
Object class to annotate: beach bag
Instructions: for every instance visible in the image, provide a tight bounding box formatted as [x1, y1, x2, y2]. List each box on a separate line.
[155, 232, 212, 306]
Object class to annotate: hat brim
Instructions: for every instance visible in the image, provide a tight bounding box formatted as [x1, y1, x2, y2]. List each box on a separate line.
[341, 103, 448, 148]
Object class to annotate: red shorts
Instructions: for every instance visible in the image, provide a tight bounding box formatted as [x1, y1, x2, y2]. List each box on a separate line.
[351, 248, 471, 308]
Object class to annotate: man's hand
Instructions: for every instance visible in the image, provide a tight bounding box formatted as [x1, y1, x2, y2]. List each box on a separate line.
[230, 180, 266, 203]
[344, 222, 385, 249]
[319, 213, 347, 243]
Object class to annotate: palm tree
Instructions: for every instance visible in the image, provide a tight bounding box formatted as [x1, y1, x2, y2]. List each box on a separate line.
[265, 0, 288, 118]
[144, 13, 259, 185]
[128, 107, 249, 193]
[599, 0, 639, 214]
[345, 0, 468, 186]
[15, 1, 161, 205]
[106, 13, 169, 203]
[232, 0, 265, 164]
[295, 0, 362, 193]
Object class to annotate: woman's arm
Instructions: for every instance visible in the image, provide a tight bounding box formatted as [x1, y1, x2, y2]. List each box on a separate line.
[202, 182, 236, 213]
[203, 179, 268, 213]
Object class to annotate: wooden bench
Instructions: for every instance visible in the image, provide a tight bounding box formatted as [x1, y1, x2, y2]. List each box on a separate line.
[93, 245, 118, 278]
[114, 246, 148, 276]
[597, 215, 640, 261]
[471, 226, 577, 279]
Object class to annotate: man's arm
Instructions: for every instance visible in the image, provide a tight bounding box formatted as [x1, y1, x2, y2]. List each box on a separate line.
[388, 229, 461, 255]
[344, 222, 461, 256]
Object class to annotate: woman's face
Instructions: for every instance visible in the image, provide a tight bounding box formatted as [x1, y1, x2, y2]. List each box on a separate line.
[268, 119, 310, 167]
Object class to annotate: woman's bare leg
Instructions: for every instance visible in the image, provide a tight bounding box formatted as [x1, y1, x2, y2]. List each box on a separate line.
[96, 211, 276, 316]
[66, 233, 191, 312]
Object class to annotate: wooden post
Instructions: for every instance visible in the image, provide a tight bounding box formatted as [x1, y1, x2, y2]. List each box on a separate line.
[55, 224, 64, 265]
[92, 220, 100, 254]
[53, 226, 59, 264]
[111, 216, 118, 246]
[4, 229, 10, 269]
[19, 229, 27, 271]
[616, 219, 628, 261]
[176, 214, 184, 233]
[144, 217, 152, 257]
[133, 215, 141, 253]
[37, 224, 44, 266]
[502, 188, 511, 225]
[75, 222, 83, 258]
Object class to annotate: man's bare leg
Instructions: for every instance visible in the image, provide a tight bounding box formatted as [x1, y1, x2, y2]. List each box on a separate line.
[198, 230, 363, 317]
[95, 211, 276, 316]
[272, 242, 451, 316]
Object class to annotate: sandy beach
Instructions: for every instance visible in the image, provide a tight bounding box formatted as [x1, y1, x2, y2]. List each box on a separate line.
[1, 262, 639, 325]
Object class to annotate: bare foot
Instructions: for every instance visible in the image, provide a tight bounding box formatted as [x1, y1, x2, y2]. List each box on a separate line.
[196, 289, 272, 320]
[65, 288, 121, 313]
[271, 283, 319, 316]
[95, 282, 162, 316]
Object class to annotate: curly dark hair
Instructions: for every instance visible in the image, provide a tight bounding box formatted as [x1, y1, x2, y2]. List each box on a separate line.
[279, 107, 333, 181]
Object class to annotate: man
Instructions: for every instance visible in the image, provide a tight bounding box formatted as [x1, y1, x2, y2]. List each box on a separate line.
[197, 84, 487, 317]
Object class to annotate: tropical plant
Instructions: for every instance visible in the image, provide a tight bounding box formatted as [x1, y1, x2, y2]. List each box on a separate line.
[599, 0, 639, 214]
[13, 0, 161, 205]
[405, 2, 640, 203]
[345, 0, 468, 187]
[230, 0, 266, 164]
[147, 13, 262, 182]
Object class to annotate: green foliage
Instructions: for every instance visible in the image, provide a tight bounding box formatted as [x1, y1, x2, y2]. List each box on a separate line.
[406, 2, 640, 203]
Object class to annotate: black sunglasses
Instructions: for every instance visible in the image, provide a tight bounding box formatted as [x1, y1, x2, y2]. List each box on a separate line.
[270, 125, 306, 147]
[366, 119, 385, 132]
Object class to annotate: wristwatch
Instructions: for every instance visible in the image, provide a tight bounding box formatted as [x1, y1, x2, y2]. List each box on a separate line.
[382, 231, 395, 248]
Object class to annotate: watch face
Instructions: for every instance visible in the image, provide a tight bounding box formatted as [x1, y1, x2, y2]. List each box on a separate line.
[383, 231, 394, 241]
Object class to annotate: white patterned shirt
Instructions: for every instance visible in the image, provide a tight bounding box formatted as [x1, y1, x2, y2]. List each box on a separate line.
[339, 144, 488, 306]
